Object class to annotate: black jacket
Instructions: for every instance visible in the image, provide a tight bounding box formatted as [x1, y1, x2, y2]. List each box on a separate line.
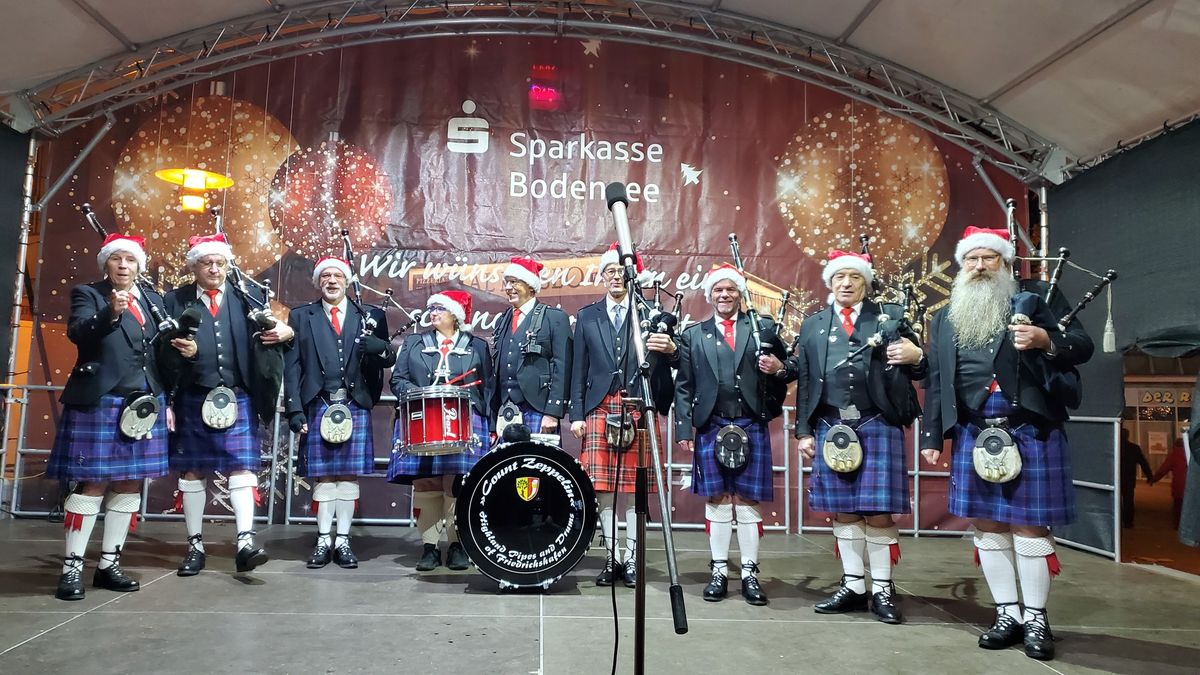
[921, 279, 1094, 449]
[489, 302, 573, 419]
[60, 280, 169, 405]
[283, 301, 394, 414]
[790, 300, 926, 437]
[392, 330, 493, 419]
[569, 298, 675, 420]
[673, 313, 793, 441]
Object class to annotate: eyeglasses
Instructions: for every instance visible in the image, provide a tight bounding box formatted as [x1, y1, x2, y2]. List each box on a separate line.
[428, 305, 447, 313]
[600, 269, 622, 279]
[962, 254, 1001, 266]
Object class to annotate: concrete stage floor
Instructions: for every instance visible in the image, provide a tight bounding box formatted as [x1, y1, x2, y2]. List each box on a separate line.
[0, 520, 1197, 674]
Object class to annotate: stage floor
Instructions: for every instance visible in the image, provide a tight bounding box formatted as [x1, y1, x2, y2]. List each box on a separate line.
[0, 520, 1197, 674]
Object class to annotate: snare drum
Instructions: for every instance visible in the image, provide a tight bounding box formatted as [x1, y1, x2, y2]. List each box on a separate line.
[396, 385, 473, 456]
[456, 439, 598, 589]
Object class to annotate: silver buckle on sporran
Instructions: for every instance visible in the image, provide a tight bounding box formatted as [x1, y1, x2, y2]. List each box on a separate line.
[605, 411, 636, 451]
[496, 401, 522, 442]
[973, 426, 1022, 483]
[715, 424, 749, 470]
[320, 403, 354, 444]
[201, 385, 238, 430]
[119, 392, 159, 440]
[822, 423, 864, 473]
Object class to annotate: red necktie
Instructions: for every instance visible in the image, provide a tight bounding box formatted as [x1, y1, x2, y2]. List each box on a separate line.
[511, 308, 522, 333]
[127, 301, 144, 326]
[721, 319, 736, 350]
[330, 307, 342, 336]
[439, 338, 452, 357]
[841, 307, 855, 336]
[204, 289, 220, 317]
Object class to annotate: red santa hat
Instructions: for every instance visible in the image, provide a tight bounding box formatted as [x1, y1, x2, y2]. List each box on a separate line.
[702, 263, 747, 301]
[598, 242, 646, 274]
[955, 226, 1015, 264]
[185, 233, 234, 266]
[96, 233, 147, 274]
[311, 256, 355, 285]
[503, 256, 544, 292]
[821, 250, 875, 288]
[427, 290, 473, 328]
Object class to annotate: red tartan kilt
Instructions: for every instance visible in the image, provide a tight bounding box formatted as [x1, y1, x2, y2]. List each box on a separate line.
[581, 393, 660, 494]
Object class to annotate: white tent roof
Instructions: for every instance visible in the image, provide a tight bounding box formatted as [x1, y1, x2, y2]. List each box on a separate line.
[1, 0, 1197, 170]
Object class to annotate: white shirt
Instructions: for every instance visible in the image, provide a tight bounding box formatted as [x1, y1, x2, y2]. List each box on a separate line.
[605, 295, 630, 329]
[322, 298, 349, 328]
[199, 286, 224, 313]
[834, 301, 863, 327]
[513, 298, 537, 328]
[715, 312, 739, 342]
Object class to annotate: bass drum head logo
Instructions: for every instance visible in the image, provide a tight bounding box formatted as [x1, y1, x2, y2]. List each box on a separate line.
[516, 476, 540, 501]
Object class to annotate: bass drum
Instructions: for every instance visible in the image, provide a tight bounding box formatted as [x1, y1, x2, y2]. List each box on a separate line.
[456, 440, 597, 589]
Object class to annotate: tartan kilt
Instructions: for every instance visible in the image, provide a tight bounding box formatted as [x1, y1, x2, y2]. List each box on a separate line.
[692, 416, 773, 502]
[581, 393, 657, 494]
[296, 400, 375, 478]
[810, 416, 910, 514]
[169, 388, 262, 473]
[949, 391, 1075, 526]
[47, 394, 169, 482]
[388, 413, 491, 484]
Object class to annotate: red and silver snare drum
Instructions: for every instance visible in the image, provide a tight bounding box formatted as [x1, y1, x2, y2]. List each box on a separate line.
[396, 385, 474, 456]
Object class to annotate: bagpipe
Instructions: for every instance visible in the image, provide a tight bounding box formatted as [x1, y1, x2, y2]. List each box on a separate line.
[336, 230, 420, 341]
[1002, 198, 1118, 409]
[338, 230, 396, 370]
[727, 233, 790, 417]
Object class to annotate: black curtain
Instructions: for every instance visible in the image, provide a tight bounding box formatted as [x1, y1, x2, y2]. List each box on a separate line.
[0, 126, 29, 380]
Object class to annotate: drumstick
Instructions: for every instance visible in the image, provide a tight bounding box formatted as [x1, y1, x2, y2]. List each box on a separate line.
[445, 368, 477, 386]
[456, 379, 482, 389]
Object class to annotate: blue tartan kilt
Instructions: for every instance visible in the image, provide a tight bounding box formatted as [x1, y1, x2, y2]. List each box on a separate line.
[169, 388, 262, 473]
[810, 415, 910, 515]
[388, 413, 491, 484]
[949, 391, 1075, 526]
[47, 394, 169, 482]
[297, 400, 375, 478]
[692, 416, 774, 502]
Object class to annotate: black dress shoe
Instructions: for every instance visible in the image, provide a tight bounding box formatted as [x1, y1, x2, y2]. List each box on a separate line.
[56, 556, 85, 601]
[703, 559, 728, 602]
[814, 575, 869, 614]
[93, 549, 139, 592]
[306, 537, 332, 569]
[740, 564, 768, 606]
[595, 557, 620, 586]
[446, 542, 470, 571]
[416, 543, 441, 571]
[869, 581, 903, 624]
[622, 558, 637, 589]
[1023, 608, 1055, 661]
[978, 604, 1025, 650]
[177, 535, 206, 577]
[332, 538, 359, 569]
[235, 532, 269, 573]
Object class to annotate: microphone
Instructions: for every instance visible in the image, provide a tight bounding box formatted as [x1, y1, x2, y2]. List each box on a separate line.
[605, 182, 636, 267]
[176, 305, 205, 340]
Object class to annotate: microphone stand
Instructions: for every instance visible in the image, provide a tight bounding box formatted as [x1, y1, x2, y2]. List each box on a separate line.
[605, 181, 687, 675]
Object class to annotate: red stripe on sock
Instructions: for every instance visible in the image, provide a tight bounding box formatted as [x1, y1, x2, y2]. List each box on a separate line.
[890, 542, 901, 566]
[834, 543, 841, 560]
[1046, 553, 1061, 578]
[173, 490, 183, 513]
[973, 547, 981, 568]
[704, 519, 711, 536]
[757, 522, 764, 538]
[252, 487, 263, 507]
[128, 515, 137, 533]
[311, 499, 319, 514]
[64, 511, 83, 532]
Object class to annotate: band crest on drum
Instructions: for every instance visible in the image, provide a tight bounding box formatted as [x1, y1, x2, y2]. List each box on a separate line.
[516, 476, 541, 501]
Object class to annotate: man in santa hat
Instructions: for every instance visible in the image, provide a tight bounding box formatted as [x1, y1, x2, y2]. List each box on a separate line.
[921, 226, 1092, 661]
[674, 262, 793, 606]
[283, 256, 394, 569]
[49, 234, 196, 600]
[569, 243, 677, 588]
[166, 233, 294, 576]
[490, 256, 572, 438]
[789, 250, 925, 624]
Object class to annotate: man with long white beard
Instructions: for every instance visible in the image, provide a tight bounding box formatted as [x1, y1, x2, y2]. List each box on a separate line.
[921, 226, 1093, 661]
